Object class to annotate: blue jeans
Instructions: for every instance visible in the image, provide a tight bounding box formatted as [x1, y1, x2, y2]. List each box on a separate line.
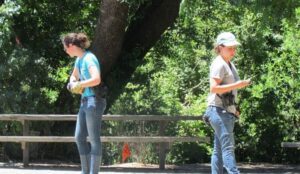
[75, 96, 106, 156]
[204, 106, 240, 174]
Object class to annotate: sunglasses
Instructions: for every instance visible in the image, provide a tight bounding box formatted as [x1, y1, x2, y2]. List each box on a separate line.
[220, 45, 237, 51]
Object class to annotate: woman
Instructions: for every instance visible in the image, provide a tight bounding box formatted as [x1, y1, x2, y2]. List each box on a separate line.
[62, 32, 106, 174]
[204, 32, 250, 174]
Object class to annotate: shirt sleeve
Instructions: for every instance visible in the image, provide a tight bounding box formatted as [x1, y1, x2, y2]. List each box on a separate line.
[210, 61, 225, 80]
[85, 55, 99, 71]
[74, 58, 79, 69]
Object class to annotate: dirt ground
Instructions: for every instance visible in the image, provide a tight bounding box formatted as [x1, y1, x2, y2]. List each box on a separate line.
[0, 162, 299, 174]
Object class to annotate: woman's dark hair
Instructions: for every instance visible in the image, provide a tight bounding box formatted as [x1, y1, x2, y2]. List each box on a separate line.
[61, 32, 90, 49]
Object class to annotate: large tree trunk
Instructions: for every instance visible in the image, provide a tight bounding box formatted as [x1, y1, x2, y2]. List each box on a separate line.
[115, 0, 181, 84]
[92, 0, 181, 106]
[91, 0, 129, 79]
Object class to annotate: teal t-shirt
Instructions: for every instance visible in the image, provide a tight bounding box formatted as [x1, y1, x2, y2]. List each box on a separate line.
[74, 51, 100, 97]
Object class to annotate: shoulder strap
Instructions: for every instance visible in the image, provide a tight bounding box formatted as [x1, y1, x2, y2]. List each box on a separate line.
[228, 61, 232, 70]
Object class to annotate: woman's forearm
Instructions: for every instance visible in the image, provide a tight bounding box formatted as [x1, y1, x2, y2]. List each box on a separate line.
[211, 82, 239, 94]
[80, 77, 100, 88]
[211, 79, 250, 94]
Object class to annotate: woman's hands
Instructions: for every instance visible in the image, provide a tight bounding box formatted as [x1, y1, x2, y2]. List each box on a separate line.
[67, 80, 84, 94]
[236, 79, 251, 89]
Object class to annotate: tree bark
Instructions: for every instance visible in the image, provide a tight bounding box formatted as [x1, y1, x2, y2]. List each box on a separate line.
[91, 0, 181, 105]
[91, 0, 129, 80]
[123, 0, 181, 55]
[114, 0, 181, 84]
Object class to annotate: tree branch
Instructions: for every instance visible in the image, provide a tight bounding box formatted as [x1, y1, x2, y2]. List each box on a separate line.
[123, 0, 181, 54]
[113, 0, 181, 84]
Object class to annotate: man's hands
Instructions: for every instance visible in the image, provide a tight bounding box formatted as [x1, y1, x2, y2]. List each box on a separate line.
[67, 81, 84, 94]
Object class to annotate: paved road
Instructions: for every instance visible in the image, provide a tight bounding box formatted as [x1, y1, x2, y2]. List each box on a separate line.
[0, 168, 186, 174]
[0, 168, 206, 174]
[0, 168, 299, 174]
[0, 162, 299, 174]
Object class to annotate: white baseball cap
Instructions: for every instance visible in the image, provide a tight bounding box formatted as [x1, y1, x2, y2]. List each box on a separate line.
[216, 32, 240, 46]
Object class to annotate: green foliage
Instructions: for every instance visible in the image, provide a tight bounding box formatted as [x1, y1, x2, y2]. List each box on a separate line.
[1, 0, 300, 165]
[235, 6, 300, 163]
[110, 0, 300, 164]
[0, 0, 101, 114]
[0, 0, 100, 161]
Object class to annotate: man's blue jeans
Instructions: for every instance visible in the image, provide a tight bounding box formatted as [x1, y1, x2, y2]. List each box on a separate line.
[205, 106, 240, 174]
[75, 96, 106, 172]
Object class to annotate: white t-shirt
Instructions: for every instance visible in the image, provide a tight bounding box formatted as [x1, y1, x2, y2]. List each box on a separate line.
[207, 55, 240, 114]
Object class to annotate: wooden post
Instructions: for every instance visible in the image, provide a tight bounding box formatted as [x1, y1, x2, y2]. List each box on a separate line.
[159, 121, 167, 170]
[21, 120, 29, 167]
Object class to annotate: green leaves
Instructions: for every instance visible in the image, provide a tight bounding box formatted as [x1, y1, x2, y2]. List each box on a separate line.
[0, 0, 300, 164]
[111, 0, 300, 163]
